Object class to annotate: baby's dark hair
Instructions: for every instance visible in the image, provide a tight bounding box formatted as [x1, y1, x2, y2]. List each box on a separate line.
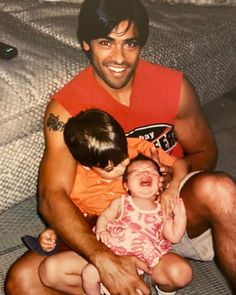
[123, 153, 160, 182]
[77, 0, 149, 59]
[64, 109, 128, 168]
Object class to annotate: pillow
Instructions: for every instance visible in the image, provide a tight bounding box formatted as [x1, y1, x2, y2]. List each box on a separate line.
[151, 0, 236, 5]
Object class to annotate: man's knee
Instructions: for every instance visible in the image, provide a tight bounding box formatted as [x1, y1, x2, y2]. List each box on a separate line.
[182, 171, 235, 205]
[5, 251, 40, 294]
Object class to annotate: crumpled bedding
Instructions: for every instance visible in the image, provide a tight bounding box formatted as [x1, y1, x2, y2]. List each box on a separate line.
[0, 0, 235, 213]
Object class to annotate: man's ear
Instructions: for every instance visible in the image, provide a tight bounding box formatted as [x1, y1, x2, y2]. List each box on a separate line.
[82, 41, 90, 51]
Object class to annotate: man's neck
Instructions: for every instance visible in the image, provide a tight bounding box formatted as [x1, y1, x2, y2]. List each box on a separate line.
[93, 69, 134, 107]
[110, 87, 132, 107]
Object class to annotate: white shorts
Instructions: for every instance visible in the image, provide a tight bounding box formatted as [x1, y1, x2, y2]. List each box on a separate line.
[171, 171, 214, 261]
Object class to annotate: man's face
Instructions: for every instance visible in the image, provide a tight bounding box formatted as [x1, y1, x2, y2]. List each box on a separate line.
[124, 160, 160, 199]
[83, 20, 141, 91]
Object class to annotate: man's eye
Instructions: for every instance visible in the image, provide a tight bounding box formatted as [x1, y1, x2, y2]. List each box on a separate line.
[126, 41, 138, 48]
[100, 40, 110, 46]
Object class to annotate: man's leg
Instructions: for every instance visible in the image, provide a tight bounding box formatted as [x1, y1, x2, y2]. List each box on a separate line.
[5, 250, 66, 295]
[180, 171, 236, 291]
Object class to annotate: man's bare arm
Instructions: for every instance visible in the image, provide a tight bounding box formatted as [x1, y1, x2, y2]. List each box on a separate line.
[175, 77, 218, 171]
[38, 100, 99, 255]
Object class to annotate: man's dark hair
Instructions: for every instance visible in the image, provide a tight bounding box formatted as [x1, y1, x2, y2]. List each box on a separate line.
[77, 0, 149, 57]
[123, 153, 160, 182]
[64, 108, 128, 168]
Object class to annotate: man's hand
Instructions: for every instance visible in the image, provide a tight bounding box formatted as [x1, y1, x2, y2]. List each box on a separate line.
[95, 251, 151, 295]
[150, 146, 173, 191]
[159, 165, 173, 191]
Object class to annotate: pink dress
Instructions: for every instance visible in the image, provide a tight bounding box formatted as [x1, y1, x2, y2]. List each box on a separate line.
[105, 195, 171, 267]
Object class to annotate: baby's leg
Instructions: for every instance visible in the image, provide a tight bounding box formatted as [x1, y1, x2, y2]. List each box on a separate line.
[151, 252, 192, 294]
[82, 263, 101, 295]
[39, 250, 87, 294]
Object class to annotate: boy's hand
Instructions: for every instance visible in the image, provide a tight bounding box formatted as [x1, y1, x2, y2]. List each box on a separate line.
[39, 229, 57, 252]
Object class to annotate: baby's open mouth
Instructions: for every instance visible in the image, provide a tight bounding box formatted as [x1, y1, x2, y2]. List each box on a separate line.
[139, 175, 153, 186]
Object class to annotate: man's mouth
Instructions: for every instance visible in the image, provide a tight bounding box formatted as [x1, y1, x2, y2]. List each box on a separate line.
[108, 66, 126, 73]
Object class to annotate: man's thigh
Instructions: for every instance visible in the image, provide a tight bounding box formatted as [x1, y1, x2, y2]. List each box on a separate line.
[173, 171, 214, 261]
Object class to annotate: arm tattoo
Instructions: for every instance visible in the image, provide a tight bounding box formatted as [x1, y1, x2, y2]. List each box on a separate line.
[46, 113, 65, 132]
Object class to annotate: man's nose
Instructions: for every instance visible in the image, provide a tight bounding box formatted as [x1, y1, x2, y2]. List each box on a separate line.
[112, 45, 125, 64]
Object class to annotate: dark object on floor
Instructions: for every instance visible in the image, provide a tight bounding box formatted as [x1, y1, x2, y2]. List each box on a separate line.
[22, 235, 59, 256]
[0, 42, 17, 60]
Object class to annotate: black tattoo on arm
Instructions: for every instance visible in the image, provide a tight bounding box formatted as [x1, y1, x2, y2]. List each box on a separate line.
[47, 113, 65, 132]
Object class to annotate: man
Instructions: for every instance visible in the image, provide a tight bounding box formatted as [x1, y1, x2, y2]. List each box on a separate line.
[5, 0, 236, 294]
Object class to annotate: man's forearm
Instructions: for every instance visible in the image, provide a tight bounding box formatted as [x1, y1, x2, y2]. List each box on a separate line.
[39, 189, 108, 262]
[183, 149, 217, 172]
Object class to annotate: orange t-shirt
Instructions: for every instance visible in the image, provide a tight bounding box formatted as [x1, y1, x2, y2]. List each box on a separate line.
[70, 138, 175, 215]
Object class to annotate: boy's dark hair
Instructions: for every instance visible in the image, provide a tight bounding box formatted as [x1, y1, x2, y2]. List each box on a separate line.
[123, 153, 160, 182]
[77, 0, 149, 58]
[64, 108, 128, 168]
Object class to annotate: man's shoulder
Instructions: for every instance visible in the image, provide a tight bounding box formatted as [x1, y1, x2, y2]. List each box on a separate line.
[138, 60, 182, 77]
[136, 60, 183, 95]
[63, 65, 92, 86]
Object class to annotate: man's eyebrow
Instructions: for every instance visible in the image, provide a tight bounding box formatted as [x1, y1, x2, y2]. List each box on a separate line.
[124, 37, 139, 43]
[101, 36, 139, 43]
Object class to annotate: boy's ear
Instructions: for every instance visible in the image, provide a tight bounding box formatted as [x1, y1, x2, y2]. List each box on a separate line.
[123, 182, 129, 191]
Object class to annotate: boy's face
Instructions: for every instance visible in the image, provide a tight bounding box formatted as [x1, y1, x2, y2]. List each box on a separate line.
[92, 157, 130, 180]
[83, 20, 141, 91]
[124, 160, 160, 199]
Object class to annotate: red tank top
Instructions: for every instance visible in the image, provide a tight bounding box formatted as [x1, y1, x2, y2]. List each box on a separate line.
[52, 60, 183, 157]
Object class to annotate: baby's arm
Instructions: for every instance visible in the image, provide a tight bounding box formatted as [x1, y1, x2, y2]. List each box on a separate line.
[96, 197, 121, 244]
[162, 197, 186, 243]
[160, 158, 189, 217]
[39, 228, 57, 252]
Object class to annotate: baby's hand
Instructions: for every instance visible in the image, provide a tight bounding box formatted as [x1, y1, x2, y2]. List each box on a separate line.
[39, 229, 57, 252]
[160, 189, 177, 218]
[96, 231, 110, 245]
[172, 197, 186, 218]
